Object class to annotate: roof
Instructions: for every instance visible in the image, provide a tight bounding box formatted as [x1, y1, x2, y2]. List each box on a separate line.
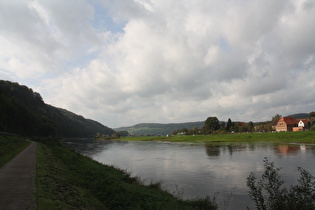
[278, 117, 298, 125]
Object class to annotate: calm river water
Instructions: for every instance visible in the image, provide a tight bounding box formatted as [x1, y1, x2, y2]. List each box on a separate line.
[63, 139, 315, 209]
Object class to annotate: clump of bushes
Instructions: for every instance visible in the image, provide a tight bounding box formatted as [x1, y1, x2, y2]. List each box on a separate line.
[247, 158, 315, 210]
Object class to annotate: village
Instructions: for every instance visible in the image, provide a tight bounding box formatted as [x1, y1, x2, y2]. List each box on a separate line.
[250, 113, 315, 133]
[275, 117, 312, 132]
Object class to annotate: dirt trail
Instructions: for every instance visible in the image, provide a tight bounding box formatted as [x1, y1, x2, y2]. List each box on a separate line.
[0, 142, 37, 209]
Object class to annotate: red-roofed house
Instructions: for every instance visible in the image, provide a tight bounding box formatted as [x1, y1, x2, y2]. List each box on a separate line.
[293, 119, 310, 131]
[275, 117, 298, 132]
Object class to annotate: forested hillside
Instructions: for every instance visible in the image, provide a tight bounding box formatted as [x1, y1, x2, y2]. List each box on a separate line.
[0, 80, 115, 137]
[116, 122, 205, 136]
[286, 113, 309, 119]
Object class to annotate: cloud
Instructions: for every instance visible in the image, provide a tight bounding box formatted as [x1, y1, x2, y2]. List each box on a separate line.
[1, 0, 315, 127]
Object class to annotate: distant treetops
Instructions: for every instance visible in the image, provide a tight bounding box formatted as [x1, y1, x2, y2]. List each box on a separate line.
[173, 112, 315, 135]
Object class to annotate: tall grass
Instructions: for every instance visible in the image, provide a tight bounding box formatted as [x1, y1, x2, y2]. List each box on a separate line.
[0, 135, 30, 167]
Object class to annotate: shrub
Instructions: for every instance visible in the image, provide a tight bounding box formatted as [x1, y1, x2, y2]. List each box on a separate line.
[246, 158, 315, 210]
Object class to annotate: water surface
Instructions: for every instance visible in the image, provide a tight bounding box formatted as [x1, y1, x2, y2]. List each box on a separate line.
[63, 139, 315, 209]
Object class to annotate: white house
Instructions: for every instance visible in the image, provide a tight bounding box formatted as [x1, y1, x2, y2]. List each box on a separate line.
[298, 120, 305, 127]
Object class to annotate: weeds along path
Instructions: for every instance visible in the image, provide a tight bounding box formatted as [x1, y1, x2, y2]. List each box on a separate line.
[0, 141, 36, 209]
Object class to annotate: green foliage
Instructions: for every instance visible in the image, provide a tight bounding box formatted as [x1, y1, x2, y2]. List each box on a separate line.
[117, 130, 129, 137]
[226, 118, 232, 131]
[248, 121, 254, 132]
[0, 80, 115, 137]
[309, 112, 315, 119]
[205, 117, 220, 133]
[247, 158, 315, 210]
[271, 114, 282, 123]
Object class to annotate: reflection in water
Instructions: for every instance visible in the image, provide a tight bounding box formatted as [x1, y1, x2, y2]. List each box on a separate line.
[274, 144, 300, 156]
[63, 140, 315, 210]
[61, 139, 128, 156]
[205, 144, 220, 156]
[273, 144, 315, 157]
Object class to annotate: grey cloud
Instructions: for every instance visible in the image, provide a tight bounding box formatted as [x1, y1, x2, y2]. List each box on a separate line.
[1, 0, 315, 127]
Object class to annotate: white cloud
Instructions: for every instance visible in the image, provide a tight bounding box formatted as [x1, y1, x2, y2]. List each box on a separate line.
[1, 0, 314, 127]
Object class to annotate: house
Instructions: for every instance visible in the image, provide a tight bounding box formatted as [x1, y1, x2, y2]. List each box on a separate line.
[275, 117, 298, 132]
[294, 119, 310, 131]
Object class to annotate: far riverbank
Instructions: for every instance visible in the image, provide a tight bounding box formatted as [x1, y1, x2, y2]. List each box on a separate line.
[121, 131, 315, 143]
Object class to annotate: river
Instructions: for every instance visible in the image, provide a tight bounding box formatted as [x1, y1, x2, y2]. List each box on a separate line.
[62, 139, 315, 209]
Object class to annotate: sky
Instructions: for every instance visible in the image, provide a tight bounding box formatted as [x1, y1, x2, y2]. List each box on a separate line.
[1, 0, 315, 128]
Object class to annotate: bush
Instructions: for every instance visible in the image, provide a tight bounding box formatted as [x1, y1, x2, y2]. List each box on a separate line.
[246, 158, 315, 210]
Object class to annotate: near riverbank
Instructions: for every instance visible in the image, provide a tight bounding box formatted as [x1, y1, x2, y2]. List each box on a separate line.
[0, 135, 30, 167]
[35, 138, 217, 209]
[1, 136, 217, 209]
[121, 131, 315, 143]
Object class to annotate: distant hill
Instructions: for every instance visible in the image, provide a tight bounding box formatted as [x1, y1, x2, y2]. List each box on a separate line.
[0, 80, 115, 137]
[286, 113, 309, 119]
[115, 122, 205, 136]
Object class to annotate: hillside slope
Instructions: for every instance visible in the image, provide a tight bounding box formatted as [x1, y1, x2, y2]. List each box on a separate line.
[116, 122, 205, 136]
[0, 80, 115, 137]
[286, 113, 309, 119]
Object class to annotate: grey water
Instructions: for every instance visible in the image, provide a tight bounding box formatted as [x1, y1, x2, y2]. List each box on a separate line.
[63, 139, 315, 209]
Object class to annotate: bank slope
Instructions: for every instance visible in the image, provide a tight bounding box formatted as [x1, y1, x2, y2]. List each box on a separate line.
[36, 138, 217, 210]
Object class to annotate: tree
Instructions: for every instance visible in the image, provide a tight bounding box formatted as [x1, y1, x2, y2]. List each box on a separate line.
[309, 112, 315, 126]
[271, 114, 282, 125]
[272, 114, 282, 120]
[226, 118, 232, 131]
[309, 112, 315, 119]
[220, 121, 226, 130]
[192, 126, 198, 135]
[115, 132, 121, 139]
[205, 117, 220, 133]
[248, 121, 254, 132]
[180, 128, 188, 134]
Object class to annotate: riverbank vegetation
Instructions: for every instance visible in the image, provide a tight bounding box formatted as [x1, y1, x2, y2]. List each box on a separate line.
[0, 135, 30, 167]
[35, 138, 217, 209]
[247, 158, 315, 210]
[121, 131, 315, 143]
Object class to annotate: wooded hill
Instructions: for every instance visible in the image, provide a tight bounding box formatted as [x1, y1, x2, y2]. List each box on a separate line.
[115, 122, 205, 136]
[0, 80, 115, 137]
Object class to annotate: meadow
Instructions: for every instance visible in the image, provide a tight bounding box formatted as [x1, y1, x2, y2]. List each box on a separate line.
[121, 131, 315, 143]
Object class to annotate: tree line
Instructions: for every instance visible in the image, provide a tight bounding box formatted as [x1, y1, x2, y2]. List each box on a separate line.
[173, 112, 315, 135]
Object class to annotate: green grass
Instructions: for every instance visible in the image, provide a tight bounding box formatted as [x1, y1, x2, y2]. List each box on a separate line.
[0, 135, 30, 167]
[35, 138, 217, 210]
[121, 131, 315, 143]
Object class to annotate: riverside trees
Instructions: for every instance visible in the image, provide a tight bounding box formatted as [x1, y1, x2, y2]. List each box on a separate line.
[205, 117, 220, 133]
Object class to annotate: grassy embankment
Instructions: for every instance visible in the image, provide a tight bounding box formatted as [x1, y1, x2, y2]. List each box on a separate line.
[122, 131, 315, 143]
[35, 138, 217, 210]
[0, 135, 30, 167]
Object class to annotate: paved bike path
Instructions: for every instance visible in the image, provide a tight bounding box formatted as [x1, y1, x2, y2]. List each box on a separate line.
[0, 142, 37, 209]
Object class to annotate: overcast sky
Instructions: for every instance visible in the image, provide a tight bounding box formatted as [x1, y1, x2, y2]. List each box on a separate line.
[1, 0, 315, 128]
